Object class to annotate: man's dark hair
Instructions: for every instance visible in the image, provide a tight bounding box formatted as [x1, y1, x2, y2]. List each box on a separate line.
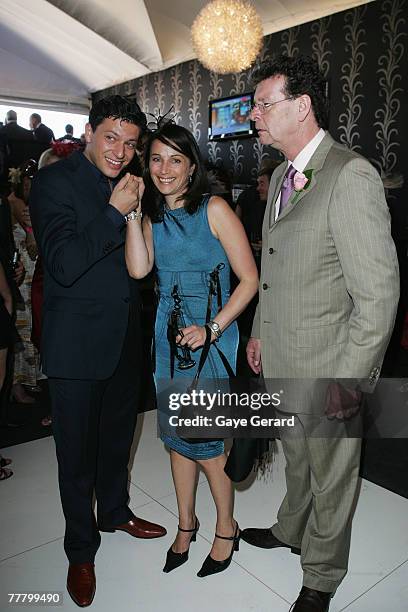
[251, 55, 329, 129]
[65, 124, 73, 134]
[31, 113, 41, 122]
[142, 123, 208, 222]
[88, 95, 147, 132]
[6, 110, 17, 122]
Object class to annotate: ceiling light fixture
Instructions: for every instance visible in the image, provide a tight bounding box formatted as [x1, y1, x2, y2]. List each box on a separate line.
[191, 0, 263, 74]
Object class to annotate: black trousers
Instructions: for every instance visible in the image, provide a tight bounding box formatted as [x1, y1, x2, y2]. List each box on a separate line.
[49, 304, 141, 564]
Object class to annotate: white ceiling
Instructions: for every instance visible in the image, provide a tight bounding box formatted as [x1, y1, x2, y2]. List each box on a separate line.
[0, 0, 374, 111]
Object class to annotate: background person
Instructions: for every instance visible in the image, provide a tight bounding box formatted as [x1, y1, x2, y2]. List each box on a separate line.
[29, 113, 54, 144]
[57, 124, 80, 143]
[0, 260, 14, 480]
[7, 159, 40, 404]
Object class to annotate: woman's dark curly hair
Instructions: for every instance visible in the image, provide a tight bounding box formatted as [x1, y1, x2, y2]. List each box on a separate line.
[251, 55, 329, 129]
[142, 123, 208, 222]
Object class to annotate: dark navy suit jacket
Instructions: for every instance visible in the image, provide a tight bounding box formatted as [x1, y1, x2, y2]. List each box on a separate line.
[29, 151, 140, 380]
[33, 123, 55, 144]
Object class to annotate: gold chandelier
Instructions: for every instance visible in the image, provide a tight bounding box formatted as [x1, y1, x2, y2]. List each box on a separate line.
[191, 0, 263, 74]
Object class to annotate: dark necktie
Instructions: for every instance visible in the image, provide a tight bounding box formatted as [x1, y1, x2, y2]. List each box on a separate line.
[279, 165, 297, 215]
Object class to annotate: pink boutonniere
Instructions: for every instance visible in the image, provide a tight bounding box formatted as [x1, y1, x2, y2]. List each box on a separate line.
[291, 169, 313, 204]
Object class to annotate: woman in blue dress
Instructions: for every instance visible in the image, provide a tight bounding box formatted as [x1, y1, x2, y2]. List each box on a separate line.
[126, 123, 258, 577]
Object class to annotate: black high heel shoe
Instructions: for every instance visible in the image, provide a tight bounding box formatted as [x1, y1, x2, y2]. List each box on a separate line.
[162, 518, 199, 573]
[197, 522, 240, 578]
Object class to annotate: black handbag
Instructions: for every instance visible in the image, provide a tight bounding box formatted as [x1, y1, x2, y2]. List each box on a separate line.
[168, 263, 236, 443]
[176, 324, 236, 442]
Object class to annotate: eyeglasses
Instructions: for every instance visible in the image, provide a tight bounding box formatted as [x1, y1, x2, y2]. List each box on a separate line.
[250, 97, 293, 114]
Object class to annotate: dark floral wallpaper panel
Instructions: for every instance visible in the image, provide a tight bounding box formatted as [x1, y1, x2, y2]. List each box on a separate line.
[94, 0, 407, 234]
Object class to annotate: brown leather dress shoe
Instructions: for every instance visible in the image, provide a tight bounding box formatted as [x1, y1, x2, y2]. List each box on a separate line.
[67, 563, 96, 607]
[290, 587, 332, 612]
[100, 516, 167, 538]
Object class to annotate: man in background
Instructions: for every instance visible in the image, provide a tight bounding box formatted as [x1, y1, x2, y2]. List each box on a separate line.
[30, 112, 54, 144]
[0, 110, 35, 182]
[57, 123, 80, 143]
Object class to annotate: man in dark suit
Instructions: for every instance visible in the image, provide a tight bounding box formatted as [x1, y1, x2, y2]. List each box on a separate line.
[0, 110, 35, 181]
[30, 95, 166, 608]
[29, 112, 55, 144]
[57, 123, 81, 143]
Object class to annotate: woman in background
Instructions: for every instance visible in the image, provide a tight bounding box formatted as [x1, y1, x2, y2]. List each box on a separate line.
[0, 260, 14, 480]
[7, 160, 39, 403]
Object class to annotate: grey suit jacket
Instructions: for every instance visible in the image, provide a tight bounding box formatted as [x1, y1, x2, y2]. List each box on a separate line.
[251, 133, 399, 398]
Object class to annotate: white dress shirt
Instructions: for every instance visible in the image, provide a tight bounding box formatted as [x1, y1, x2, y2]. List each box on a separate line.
[274, 128, 326, 220]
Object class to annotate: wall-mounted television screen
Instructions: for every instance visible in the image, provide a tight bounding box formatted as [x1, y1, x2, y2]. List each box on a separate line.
[208, 93, 254, 141]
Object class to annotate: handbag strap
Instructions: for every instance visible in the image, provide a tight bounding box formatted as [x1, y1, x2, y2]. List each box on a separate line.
[189, 325, 212, 390]
[213, 344, 235, 378]
[190, 262, 235, 388]
[206, 263, 225, 323]
[189, 330, 235, 391]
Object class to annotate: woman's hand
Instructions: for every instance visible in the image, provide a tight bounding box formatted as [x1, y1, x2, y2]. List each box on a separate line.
[136, 176, 145, 205]
[176, 325, 213, 351]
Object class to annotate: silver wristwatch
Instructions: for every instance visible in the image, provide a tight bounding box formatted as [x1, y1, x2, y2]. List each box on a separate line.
[206, 320, 222, 340]
[125, 210, 142, 223]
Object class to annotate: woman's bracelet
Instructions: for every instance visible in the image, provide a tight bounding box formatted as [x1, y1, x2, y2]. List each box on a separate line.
[125, 210, 143, 223]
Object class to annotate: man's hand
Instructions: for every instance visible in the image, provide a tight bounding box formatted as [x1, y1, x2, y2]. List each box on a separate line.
[13, 259, 25, 286]
[109, 174, 144, 216]
[247, 337, 262, 374]
[325, 381, 362, 420]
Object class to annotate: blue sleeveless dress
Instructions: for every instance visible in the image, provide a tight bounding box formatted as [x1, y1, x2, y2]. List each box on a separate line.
[152, 195, 239, 460]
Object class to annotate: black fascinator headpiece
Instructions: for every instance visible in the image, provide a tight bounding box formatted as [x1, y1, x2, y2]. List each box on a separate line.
[146, 105, 176, 132]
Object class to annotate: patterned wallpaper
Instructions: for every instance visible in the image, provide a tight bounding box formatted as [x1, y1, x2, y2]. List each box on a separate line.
[94, 0, 407, 233]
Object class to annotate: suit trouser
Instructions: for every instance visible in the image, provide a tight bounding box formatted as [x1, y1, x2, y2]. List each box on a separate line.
[49, 305, 141, 564]
[272, 413, 362, 593]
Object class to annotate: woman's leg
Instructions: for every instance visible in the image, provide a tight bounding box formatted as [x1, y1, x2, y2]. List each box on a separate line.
[197, 453, 236, 561]
[170, 449, 199, 552]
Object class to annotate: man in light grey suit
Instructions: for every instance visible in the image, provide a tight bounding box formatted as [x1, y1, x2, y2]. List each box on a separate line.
[241, 55, 399, 612]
